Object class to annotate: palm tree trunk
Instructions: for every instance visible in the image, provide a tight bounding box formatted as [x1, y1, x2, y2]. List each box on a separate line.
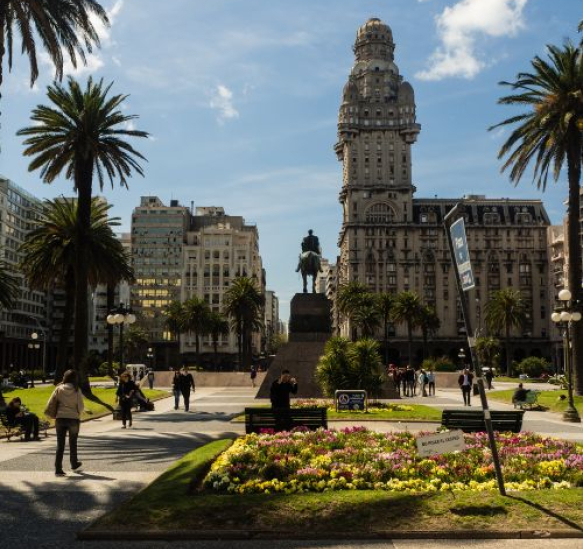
[106, 284, 114, 377]
[195, 330, 200, 366]
[407, 322, 413, 367]
[505, 325, 511, 377]
[74, 165, 93, 394]
[384, 317, 389, 365]
[55, 269, 75, 385]
[566, 134, 583, 395]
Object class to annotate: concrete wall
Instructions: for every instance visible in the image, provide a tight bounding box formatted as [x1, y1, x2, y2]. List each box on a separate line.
[143, 371, 266, 388]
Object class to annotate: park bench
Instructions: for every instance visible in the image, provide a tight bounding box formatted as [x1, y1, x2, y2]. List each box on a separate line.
[0, 407, 49, 441]
[513, 390, 539, 410]
[441, 409, 525, 433]
[245, 407, 327, 434]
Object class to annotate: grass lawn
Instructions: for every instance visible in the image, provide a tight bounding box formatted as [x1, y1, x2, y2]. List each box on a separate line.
[488, 389, 583, 414]
[89, 440, 583, 535]
[1, 386, 169, 426]
[88, 376, 116, 383]
[495, 376, 549, 384]
[232, 403, 441, 422]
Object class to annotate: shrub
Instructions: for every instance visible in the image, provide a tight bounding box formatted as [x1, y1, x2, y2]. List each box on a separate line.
[423, 356, 457, 372]
[315, 337, 384, 397]
[517, 356, 551, 378]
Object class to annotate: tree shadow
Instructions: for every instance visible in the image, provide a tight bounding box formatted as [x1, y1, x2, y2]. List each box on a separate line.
[507, 495, 583, 532]
[84, 393, 114, 412]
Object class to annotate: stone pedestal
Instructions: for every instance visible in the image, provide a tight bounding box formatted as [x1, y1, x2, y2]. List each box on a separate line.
[288, 293, 332, 342]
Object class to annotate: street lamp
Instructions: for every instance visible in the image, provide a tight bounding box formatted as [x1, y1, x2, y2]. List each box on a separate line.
[147, 347, 154, 370]
[458, 348, 466, 370]
[106, 304, 136, 373]
[551, 288, 581, 423]
[27, 332, 41, 388]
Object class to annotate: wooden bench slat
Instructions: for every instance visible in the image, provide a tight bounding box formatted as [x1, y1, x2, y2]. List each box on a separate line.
[245, 407, 327, 434]
[441, 409, 524, 433]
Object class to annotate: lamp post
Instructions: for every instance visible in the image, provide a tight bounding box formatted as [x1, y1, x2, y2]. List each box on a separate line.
[106, 304, 136, 374]
[458, 348, 466, 370]
[28, 332, 41, 388]
[551, 289, 581, 423]
[147, 347, 154, 370]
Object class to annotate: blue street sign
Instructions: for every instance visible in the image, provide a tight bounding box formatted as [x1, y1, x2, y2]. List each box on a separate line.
[450, 218, 475, 292]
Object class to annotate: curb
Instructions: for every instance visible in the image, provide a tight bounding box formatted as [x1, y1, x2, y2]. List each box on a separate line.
[78, 529, 583, 541]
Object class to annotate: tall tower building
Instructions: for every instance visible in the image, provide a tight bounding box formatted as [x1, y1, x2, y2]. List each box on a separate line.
[336, 18, 420, 288]
[335, 19, 552, 365]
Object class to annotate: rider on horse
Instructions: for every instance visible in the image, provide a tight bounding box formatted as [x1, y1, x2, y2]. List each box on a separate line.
[296, 230, 322, 273]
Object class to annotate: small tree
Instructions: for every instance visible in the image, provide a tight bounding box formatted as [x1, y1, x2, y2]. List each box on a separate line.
[516, 356, 551, 378]
[475, 337, 501, 372]
[315, 337, 353, 396]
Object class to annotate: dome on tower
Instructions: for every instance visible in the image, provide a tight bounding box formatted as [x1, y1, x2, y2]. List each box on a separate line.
[356, 18, 393, 44]
[343, 79, 359, 102]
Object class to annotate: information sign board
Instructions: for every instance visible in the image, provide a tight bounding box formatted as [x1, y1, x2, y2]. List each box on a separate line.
[450, 218, 475, 291]
[416, 430, 465, 458]
[335, 390, 367, 412]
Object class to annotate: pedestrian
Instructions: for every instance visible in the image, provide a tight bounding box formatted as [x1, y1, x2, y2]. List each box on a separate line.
[427, 370, 436, 396]
[172, 369, 181, 410]
[270, 369, 298, 409]
[391, 365, 401, 396]
[418, 369, 429, 397]
[458, 368, 474, 406]
[485, 367, 494, 390]
[405, 366, 416, 397]
[116, 371, 137, 428]
[147, 369, 155, 390]
[250, 365, 258, 388]
[44, 369, 84, 477]
[179, 367, 195, 412]
[6, 397, 40, 441]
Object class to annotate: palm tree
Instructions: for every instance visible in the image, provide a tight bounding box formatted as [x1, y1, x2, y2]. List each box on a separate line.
[475, 337, 501, 372]
[19, 77, 148, 387]
[182, 296, 211, 363]
[490, 42, 583, 391]
[419, 305, 441, 360]
[164, 301, 185, 343]
[122, 324, 149, 364]
[0, 1, 108, 95]
[337, 281, 376, 340]
[0, 261, 18, 309]
[484, 288, 527, 376]
[223, 277, 263, 369]
[207, 311, 230, 368]
[352, 303, 381, 339]
[391, 291, 423, 367]
[348, 338, 385, 398]
[315, 337, 353, 396]
[376, 292, 394, 364]
[19, 197, 133, 386]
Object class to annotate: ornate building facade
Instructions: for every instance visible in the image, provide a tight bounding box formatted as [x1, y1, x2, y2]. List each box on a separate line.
[335, 19, 552, 365]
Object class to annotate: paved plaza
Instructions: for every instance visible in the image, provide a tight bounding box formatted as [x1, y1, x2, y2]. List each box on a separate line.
[1, 384, 582, 548]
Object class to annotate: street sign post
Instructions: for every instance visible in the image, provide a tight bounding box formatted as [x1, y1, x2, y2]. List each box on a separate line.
[335, 390, 367, 412]
[416, 430, 465, 458]
[450, 217, 475, 291]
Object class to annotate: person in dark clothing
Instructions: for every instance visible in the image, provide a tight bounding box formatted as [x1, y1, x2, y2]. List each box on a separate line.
[458, 369, 474, 406]
[116, 371, 137, 428]
[172, 369, 181, 410]
[485, 368, 495, 390]
[512, 383, 530, 405]
[6, 397, 40, 441]
[270, 370, 298, 409]
[179, 367, 195, 412]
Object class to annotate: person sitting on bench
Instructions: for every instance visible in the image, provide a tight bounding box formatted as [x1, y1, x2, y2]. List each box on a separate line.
[512, 383, 530, 406]
[6, 397, 40, 441]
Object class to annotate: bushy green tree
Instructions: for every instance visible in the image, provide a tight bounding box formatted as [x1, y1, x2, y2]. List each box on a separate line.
[517, 356, 551, 378]
[475, 337, 501, 371]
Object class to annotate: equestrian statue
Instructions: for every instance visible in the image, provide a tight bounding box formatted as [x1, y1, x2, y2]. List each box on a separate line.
[296, 229, 323, 293]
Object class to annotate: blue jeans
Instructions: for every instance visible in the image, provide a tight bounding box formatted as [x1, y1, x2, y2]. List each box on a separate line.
[55, 418, 80, 472]
[174, 389, 181, 409]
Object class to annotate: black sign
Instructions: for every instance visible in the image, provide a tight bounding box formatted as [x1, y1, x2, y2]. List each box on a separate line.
[335, 390, 367, 411]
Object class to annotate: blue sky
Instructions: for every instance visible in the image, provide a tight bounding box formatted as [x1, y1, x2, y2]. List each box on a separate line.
[0, 0, 580, 321]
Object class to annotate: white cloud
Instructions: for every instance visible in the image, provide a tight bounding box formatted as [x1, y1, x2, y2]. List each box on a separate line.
[209, 85, 239, 124]
[416, 0, 528, 81]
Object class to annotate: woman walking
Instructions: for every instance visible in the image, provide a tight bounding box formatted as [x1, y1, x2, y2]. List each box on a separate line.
[116, 371, 137, 428]
[44, 370, 84, 477]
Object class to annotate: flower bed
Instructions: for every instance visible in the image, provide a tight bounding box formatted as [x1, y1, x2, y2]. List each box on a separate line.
[293, 399, 414, 413]
[204, 427, 583, 495]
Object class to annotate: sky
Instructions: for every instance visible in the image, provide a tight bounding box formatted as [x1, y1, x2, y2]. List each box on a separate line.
[0, 0, 580, 322]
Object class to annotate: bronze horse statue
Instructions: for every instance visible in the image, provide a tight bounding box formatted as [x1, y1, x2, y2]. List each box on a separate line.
[298, 251, 321, 293]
